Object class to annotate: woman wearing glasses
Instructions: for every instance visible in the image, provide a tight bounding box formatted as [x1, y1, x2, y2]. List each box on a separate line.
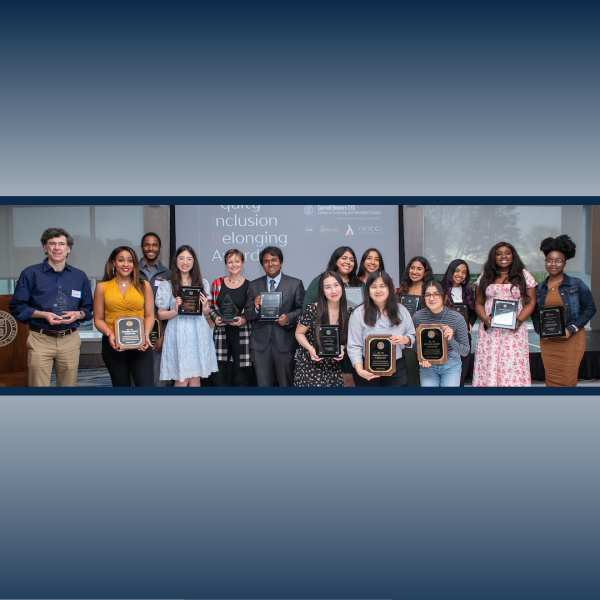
[412, 281, 469, 387]
[531, 235, 596, 387]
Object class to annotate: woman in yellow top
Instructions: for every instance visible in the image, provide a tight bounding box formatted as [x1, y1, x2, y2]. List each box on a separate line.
[94, 246, 155, 386]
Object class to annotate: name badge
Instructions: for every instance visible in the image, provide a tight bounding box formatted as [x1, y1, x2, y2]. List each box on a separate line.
[154, 280, 162, 287]
[71, 290, 81, 298]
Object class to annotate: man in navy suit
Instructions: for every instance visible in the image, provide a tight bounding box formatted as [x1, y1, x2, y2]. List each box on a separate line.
[244, 246, 305, 386]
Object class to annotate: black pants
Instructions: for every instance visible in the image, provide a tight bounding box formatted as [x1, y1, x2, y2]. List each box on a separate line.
[352, 356, 408, 387]
[251, 343, 295, 387]
[102, 336, 155, 387]
[460, 334, 473, 387]
[213, 327, 250, 387]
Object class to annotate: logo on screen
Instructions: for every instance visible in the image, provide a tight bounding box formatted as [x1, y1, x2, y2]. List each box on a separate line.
[346, 225, 354, 235]
[305, 225, 314, 233]
[304, 206, 314, 215]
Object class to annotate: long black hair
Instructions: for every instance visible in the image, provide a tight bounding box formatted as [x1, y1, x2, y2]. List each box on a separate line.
[477, 241, 530, 304]
[398, 256, 434, 295]
[170, 245, 205, 298]
[326, 246, 362, 287]
[441, 259, 475, 309]
[314, 270, 349, 351]
[103, 246, 145, 296]
[357, 248, 386, 281]
[363, 270, 402, 327]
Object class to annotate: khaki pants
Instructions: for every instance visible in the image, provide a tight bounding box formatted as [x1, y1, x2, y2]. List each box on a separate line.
[27, 330, 81, 387]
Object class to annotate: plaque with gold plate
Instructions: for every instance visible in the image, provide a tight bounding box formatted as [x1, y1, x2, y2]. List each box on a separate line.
[415, 323, 448, 365]
[364, 334, 396, 376]
[149, 317, 161, 346]
[179, 286, 205, 315]
[114, 316, 146, 350]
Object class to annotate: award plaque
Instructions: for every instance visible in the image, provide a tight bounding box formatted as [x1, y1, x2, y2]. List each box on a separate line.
[364, 334, 396, 376]
[179, 286, 204, 315]
[114, 316, 145, 350]
[451, 303, 469, 324]
[400, 295, 422, 317]
[345, 287, 365, 311]
[539, 306, 566, 339]
[415, 324, 448, 365]
[219, 294, 239, 323]
[260, 292, 282, 320]
[490, 299, 519, 329]
[53, 289, 69, 317]
[149, 317, 161, 346]
[316, 324, 341, 357]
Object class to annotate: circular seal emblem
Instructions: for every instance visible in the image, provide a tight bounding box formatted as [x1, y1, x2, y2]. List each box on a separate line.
[304, 205, 314, 215]
[126, 320, 133, 327]
[0, 310, 19, 348]
[428, 331, 435, 338]
[377, 341, 384, 349]
[326, 329, 331, 335]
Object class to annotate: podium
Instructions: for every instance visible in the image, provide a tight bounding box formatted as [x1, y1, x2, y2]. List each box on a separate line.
[0, 295, 29, 386]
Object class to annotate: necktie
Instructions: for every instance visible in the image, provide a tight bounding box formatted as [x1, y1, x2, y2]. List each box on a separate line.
[270, 279, 276, 291]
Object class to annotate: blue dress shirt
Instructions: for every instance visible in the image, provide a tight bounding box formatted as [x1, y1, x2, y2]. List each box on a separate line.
[9, 259, 94, 330]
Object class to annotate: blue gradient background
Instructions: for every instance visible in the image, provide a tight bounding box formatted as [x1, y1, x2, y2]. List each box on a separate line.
[1, 1, 600, 598]
[1, 397, 600, 598]
[1, 2, 599, 196]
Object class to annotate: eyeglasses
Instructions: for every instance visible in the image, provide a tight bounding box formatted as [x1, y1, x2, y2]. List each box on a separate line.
[545, 259, 565, 264]
[424, 293, 441, 299]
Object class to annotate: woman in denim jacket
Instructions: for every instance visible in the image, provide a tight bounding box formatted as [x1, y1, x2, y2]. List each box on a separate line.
[532, 235, 597, 387]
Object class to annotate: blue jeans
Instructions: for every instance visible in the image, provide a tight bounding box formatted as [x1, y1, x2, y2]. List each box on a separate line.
[419, 352, 462, 387]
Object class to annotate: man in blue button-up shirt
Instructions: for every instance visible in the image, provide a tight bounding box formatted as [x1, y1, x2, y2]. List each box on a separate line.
[9, 228, 93, 387]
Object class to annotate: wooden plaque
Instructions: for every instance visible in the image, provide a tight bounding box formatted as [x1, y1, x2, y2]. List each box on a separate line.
[415, 323, 448, 365]
[364, 334, 396, 376]
[114, 316, 146, 350]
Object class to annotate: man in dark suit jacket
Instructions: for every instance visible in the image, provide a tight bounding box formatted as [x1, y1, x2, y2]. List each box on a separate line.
[245, 246, 305, 386]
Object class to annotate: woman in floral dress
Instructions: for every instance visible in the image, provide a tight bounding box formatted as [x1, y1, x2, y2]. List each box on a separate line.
[473, 242, 537, 387]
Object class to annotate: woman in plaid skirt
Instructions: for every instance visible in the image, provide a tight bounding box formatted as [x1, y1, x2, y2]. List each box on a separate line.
[209, 249, 254, 386]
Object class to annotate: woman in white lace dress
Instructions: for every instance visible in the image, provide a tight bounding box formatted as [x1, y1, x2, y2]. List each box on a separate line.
[156, 245, 218, 386]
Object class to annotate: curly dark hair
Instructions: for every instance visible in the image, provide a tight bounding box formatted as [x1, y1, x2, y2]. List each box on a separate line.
[397, 256, 434, 295]
[539, 235, 576, 260]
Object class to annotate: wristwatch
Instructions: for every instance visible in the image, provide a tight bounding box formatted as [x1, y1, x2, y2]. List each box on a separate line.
[516, 318, 523, 329]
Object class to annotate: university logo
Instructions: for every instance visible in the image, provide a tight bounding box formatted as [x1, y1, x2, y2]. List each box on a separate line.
[0, 311, 18, 348]
[304, 206, 314, 215]
[346, 225, 354, 235]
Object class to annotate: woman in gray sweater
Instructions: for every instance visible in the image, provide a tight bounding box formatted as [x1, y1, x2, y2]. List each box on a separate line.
[412, 280, 470, 387]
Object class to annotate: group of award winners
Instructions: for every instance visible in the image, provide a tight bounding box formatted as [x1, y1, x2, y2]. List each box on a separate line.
[9, 228, 597, 388]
